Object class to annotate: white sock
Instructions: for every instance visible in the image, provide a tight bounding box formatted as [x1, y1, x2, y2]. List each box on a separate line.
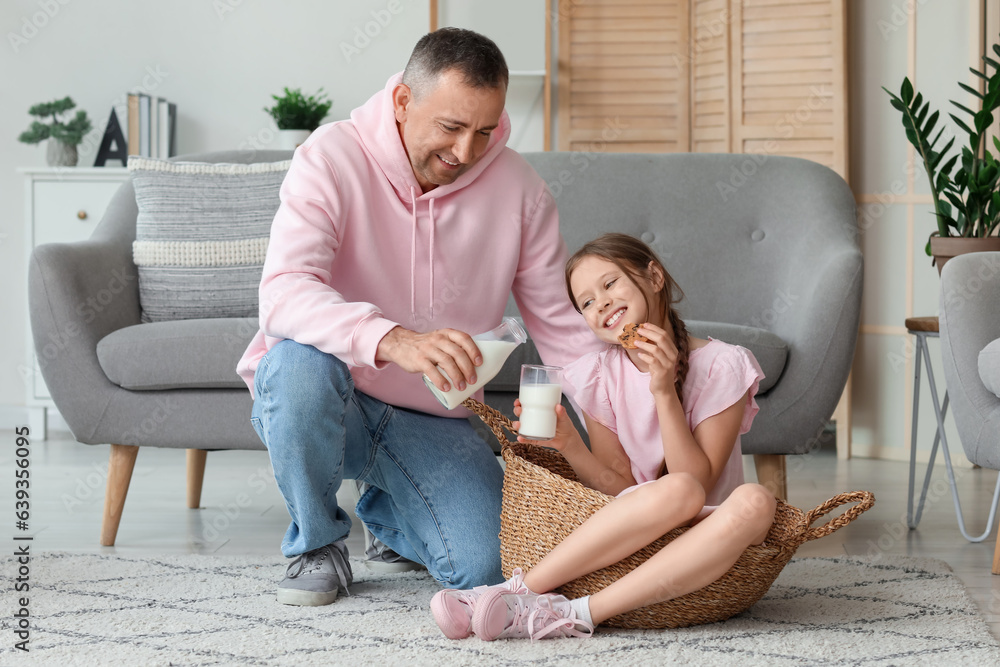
[569, 596, 593, 625]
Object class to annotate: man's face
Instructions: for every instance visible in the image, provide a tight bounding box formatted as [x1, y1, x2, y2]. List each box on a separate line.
[393, 68, 506, 193]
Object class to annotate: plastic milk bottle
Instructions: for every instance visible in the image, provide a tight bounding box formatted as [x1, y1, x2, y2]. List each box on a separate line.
[423, 317, 527, 410]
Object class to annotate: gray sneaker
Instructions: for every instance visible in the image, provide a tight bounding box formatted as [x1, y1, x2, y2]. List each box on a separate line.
[363, 527, 425, 574]
[277, 541, 353, 606]
[352, 480, 424, 574]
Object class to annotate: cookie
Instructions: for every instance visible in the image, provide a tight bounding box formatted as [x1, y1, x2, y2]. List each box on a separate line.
[618, 323, 648, 349]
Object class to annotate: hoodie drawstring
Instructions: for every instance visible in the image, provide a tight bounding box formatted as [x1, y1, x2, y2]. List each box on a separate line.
[409, 186, 418, 321]
[428, 197, 436, 320]
[408, 187, 437, 323]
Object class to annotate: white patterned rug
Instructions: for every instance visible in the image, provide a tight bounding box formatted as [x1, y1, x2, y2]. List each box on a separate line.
[1, 553, 998, 666]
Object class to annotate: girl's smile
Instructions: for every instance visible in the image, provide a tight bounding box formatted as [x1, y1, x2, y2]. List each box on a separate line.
[570, 255, 659, 346]
[604, 307, 627, 329]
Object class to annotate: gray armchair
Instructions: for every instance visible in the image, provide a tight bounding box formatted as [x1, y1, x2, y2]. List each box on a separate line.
[939, 251, 1000, 574]
[29, 150, 283, 546]
[29, 149, 861, 546]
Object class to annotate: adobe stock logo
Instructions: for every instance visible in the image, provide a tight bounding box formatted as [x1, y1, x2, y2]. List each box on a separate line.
[340, 0, 404, 63]
[8, 0, 73, 53]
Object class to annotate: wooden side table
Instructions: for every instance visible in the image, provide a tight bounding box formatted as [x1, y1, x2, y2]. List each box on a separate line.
[906, 316, 1000, 542]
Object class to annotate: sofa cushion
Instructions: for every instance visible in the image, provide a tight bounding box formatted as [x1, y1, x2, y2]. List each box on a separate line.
[98, 318, 259, 390]
[129, 157, 290, 322]
[685, 321, 787, 393]
[486, 319, 787, 394]
[979, 338, 1000, 398]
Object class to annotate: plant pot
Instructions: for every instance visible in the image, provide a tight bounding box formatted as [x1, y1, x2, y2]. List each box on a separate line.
[277, 129, 311, 150]
[46, 139, 78, 167]
[930, 235, 1000, 275]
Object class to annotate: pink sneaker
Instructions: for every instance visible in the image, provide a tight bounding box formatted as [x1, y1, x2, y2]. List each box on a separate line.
[472, 590, 595, 641]
[430, 568, 531, 640]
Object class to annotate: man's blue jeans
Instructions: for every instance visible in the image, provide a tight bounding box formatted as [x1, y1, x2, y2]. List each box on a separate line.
[250, 340, 504, 588]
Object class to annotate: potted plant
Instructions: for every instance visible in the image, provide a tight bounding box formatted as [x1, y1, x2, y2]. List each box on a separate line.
[18, 97, 93, 167]
[884, 34, 1000, 274]
[264, 87, 332, 150]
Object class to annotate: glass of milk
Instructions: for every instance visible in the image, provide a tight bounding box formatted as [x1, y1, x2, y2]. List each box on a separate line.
[517, 364, 563, 441]
[422, 317, 527, 410]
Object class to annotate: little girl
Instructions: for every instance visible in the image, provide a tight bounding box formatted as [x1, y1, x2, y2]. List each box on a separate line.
[430, 233, 777, 641]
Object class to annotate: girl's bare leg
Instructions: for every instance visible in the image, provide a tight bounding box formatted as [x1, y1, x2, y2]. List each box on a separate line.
[588, 483, 777, 624]
[521, 473, 706, 594]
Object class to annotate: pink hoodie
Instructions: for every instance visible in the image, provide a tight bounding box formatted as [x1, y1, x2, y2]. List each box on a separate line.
[236, 73, 599, 417]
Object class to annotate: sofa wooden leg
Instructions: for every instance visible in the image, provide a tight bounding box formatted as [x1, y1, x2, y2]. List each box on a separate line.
[187, 449, 207, 509]
[993, 525, 1000, 575]
[101, 444, 139, 546]
[754, 454, 787, 501]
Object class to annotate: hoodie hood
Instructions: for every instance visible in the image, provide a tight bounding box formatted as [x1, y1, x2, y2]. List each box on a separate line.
[350, 72, 512, 203]
[349, 72, 512, 320]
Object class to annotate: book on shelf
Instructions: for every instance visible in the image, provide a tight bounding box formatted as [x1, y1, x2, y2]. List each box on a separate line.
[127, 94, 139, 156]
[149, 95, 158, 158]
[158, 98, 171, 158]
[168, 101, 177, 157]
[126, 92, 177, 158]
[138, 93, 150, 157]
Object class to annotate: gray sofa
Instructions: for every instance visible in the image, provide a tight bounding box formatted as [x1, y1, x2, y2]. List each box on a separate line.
[939, 251, 1000, 574]
[29, 149, 862, 545]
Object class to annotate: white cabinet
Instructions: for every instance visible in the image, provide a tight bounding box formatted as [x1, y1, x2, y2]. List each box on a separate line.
[20, 167, 131, 438]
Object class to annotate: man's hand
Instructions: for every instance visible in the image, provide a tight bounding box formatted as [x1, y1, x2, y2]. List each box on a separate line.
[376, 326, 482, 392]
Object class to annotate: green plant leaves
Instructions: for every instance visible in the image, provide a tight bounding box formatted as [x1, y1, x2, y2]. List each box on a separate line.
[949, 113, 976, 148]
[19, 97, 91, 147]
[952, 100, 977, 117]
[882, 80, 952, 237]
[18, 121, 51, 144]
[901, 77, 914, 104]
[958, 81, 985, 100]
[264, 87, 332, 131]
[886, 33, 1000, 243]
[930, 137, 956, 172]
[27, 96, 75, 118]
[975, 111, 994, 134]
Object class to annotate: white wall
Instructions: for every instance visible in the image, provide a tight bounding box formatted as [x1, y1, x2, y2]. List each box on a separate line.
[0, 0, 545, 422]
[848, 0, 980, 462]
[6, 0, 982, 464]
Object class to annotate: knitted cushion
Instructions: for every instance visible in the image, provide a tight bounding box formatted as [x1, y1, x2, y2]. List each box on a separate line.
[129, 157, 289, 322]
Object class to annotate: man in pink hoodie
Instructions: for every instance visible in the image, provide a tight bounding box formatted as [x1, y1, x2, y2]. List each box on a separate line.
[237, 28, 598, 606]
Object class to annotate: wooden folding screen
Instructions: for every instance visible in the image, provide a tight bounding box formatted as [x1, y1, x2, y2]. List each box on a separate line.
[557, 0, 852, 460]
[558, 0, 690, 153]
[557, 0, 848, 180]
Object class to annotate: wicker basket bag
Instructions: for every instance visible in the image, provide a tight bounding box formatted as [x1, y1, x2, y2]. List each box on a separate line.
[464, 398, 875, 630]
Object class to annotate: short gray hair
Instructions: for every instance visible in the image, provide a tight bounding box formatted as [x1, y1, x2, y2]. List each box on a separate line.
[402, 27, 508, 100]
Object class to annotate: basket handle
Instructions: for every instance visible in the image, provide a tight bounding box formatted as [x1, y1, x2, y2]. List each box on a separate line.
[462, 397, 518, 449]
[801, 490, 876, 542]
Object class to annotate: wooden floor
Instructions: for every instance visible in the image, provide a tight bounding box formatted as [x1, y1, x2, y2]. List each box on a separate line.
[11, 429, 1000, 640]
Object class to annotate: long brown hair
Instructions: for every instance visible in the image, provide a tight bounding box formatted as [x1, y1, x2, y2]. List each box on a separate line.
[566, 233, 690, 402]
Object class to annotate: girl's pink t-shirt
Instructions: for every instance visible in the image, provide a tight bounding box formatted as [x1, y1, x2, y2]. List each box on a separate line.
[562, 338, 764, 506]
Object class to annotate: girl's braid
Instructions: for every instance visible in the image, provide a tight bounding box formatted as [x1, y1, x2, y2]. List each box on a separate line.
[668, 306, 690, 403]
[565, 232, 690, 400]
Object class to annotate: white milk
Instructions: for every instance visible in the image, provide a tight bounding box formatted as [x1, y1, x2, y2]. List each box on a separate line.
[424, 340, 519, 410]
[517, 383, 563, 440]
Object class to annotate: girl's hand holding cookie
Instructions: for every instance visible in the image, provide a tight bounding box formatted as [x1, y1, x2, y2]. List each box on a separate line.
[513, 398, 576, 452]
[618, 323, 648, 349]
[633, 323, 679, 398]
